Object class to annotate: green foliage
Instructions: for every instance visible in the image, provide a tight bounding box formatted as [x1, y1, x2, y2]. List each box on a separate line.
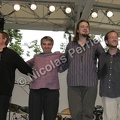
[5, 29, 24, 55]
[60, 33, 69, 52]
[60, 42, 67, 53]
[9, 42, 24, 55]
[27, 40, 41, 55]
[5, 29, 41, 57]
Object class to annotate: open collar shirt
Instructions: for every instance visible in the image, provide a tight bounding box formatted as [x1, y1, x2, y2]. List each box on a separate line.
[99, 49, 120, 98]
[27, 52, 63, 90]
[65, 39, 104, 87]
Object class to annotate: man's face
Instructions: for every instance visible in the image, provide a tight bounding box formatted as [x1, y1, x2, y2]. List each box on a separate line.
[77, 21, 90, 37]
[41, 39, 53, 53]
[106, 32, 118, 48]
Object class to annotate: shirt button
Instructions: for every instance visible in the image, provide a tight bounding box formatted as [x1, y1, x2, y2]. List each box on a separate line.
[108, 86, 110, 88]
[110, 68, 112, 69]
[109, 80, 111, 81]
[110, 62, 112, 63]
[110, 74, 111, 75]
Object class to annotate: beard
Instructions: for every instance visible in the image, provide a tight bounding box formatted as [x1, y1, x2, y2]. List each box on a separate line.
[107, 43, 118, 48]
[81, 34, 89, 38]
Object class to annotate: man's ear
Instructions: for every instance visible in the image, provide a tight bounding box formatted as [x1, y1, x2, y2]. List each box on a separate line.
[105, 40, 108, 44]
[105, 40, 108, 46]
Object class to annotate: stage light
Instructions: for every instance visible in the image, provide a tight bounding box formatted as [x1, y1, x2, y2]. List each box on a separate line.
[30, 3, 37, 11]
[14, 3, 20, 11]
[49, 5, 55, 12]
[106, 9, 113, 17]
[91, 9, 98, 18]
[65, 6, 72, 14]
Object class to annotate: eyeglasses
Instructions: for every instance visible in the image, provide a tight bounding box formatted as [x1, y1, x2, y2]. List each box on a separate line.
[108, 36, 118, 40]
[79, 26, 89, 29]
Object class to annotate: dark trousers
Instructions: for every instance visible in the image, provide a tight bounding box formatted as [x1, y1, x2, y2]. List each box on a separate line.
[29, 88, 59, 120]
[0, 95, 11, 120]
[68, 86, 97, 120]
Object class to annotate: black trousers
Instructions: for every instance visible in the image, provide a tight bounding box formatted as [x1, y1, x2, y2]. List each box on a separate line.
[0, 95, 11, 120]
[29, 88, 59, 120]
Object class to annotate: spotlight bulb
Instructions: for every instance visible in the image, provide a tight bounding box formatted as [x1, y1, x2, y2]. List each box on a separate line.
[30, 3, 37, 10]
[106, 10, 113, 17]
[14, 4, 20, 11]
[65, 7, 71, 14]
[49, 5, 55, 12]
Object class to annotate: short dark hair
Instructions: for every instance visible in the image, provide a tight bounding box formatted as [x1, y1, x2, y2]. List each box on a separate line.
[41, 36, 54, 45]
[104, 30, 118, 41]
[0, 31, 9, 45]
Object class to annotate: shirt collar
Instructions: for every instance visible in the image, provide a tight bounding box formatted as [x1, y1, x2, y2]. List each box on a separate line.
[106, 48, 120, 55]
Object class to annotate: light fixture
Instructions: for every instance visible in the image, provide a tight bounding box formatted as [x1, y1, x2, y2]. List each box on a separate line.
[30, 3, 37, 11]
[65, 6, 72, 14]
[91, 9, 98, 18]
[106, 9, 113, 17]
[14, 3, 20, 11]
[48, 4, 55, 12]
